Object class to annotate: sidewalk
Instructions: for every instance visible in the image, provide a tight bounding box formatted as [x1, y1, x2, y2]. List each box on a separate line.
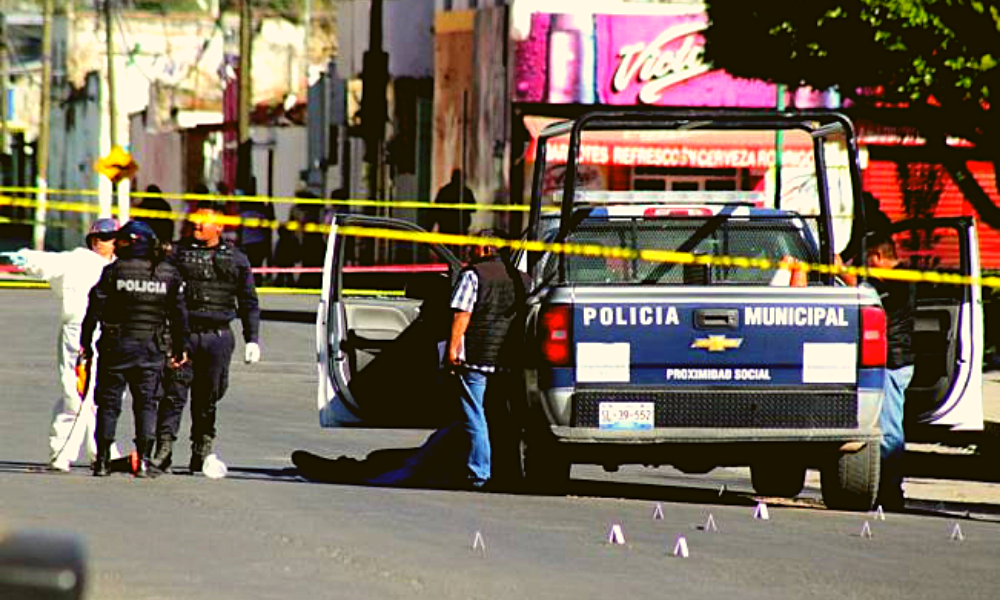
[898, 372, 1000, 513]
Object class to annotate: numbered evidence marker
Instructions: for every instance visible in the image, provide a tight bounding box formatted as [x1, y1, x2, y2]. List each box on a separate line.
[752, 502, 770, 521]
[950, 523, 965, 541]
[672, 535, 690, 558]
[860, 521, 873, 539]
[608, 523, 626, 545]
[702, 513, 718, 533]
[471, 531, 486, 553]
[652, 503, 664, 520]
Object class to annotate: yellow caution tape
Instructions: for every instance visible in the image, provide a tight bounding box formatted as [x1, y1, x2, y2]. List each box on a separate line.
[335, 225, 1000, 289]
[0, 280, 396, 297]
[0, 185, 529, 212]
[0, 281, 50, 289]
[2, 193, 995, 289]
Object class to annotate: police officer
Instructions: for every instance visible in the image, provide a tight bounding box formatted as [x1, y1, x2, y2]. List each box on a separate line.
[80, 221, 189, 477]
[153, 201, 261, 473]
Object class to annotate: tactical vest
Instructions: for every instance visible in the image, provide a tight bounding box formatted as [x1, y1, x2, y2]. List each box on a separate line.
[174, 242, 240, 315]
[463, 257, 528, 367]
[102, 258, 174, 336]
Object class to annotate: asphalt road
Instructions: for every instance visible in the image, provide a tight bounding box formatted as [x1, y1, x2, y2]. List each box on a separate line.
[1, 290, 999, 600]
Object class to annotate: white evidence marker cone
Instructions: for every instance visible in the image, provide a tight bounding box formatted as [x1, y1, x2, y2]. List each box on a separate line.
[672, 535, 690, 558]
[873, 505, 885, 521]
[703, 513, 718, 533]
[860, 521, 873, 539]
[652, 503, 664, 520]
[608, 523, 626, 545]
[472, 531, 486, 552]
[950, 523, 965, 541]
[752, 502, 770, 520]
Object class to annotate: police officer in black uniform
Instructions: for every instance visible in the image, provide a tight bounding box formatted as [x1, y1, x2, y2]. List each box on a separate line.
[81, 220, 189, 478]
[153, 201, 261, 473]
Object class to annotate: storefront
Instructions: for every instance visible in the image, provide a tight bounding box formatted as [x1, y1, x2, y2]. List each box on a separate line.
[503, 2, 840, 234]
[431, 1, 999, 266]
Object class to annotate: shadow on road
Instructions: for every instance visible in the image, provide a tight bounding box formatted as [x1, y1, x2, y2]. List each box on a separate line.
[905, 450, 1000, 484]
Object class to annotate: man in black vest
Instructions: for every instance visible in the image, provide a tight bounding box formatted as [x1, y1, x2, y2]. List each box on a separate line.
[81, 220, 189, 477]
[446, 230, 531, 489]
[154, 201, 261, 474]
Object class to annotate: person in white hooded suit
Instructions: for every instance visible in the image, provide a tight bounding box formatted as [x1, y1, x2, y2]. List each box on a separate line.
[2, 218, 123, 471]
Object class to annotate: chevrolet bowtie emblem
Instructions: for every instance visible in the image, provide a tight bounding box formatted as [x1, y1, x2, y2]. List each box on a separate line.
[691, 335, 744, 352]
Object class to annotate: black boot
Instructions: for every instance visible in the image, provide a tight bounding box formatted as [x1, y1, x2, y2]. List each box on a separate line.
[134, 438, 159, 479]
[151, 437, 173, 474]
[189, 436, 213, 473]
[92, 441, 111, 477]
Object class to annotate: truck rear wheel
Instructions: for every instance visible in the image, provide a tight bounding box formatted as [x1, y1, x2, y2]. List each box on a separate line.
[751, 464, 806, 498]
[520, 432, 570, 493]
[820, 442, 880, 511]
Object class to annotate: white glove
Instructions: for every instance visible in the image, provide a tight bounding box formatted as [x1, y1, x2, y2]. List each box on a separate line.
[244, 342, 261, 364]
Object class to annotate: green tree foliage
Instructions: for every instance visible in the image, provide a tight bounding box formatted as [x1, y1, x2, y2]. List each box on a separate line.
[704, 0, 1000, 228]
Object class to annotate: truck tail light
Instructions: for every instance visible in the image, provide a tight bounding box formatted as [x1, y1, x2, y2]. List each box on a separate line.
[860, 305, 887, 367]
[539, 305, 572, 366]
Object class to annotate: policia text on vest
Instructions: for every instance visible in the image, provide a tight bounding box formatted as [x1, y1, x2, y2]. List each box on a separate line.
[81, 221, 190, 478]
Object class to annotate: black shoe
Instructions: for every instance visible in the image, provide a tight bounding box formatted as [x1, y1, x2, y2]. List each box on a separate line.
[92, 443, 111, 477]
[151, 438, 173, 474]
[134, 439, 161, 479]
[189, 436, 213, 473]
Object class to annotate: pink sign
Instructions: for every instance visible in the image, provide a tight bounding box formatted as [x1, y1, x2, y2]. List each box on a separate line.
[511, 10, 836, 108]
[595, 13, 778, 107]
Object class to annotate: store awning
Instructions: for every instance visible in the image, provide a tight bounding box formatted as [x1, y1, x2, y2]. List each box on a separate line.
[524, 115, 817, 169]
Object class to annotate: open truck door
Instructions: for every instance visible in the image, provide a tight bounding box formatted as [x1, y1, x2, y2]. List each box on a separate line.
[889, 217, 984, 436]
[316, 216, 462, 428]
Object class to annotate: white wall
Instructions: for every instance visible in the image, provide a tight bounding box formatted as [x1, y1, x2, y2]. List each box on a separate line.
[388, 0, 436, 78]
[251, 126, 308, 222]
[46, 72, 104, 250]
[338, 0, 435, 80]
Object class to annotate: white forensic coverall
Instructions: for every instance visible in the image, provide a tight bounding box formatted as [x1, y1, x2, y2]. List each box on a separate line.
[21, 247, 121, 468]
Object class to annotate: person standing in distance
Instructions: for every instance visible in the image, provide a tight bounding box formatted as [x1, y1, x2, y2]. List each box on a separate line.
[432, 169, 476, 237]
[839, 232, 915, 510]
[153, 201, 261, 473]
[80, 221, 189, 477]
[446, 230, 531, 489]
[1, 218, 123, 471]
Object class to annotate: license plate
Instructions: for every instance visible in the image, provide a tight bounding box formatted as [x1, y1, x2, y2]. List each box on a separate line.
[599, 402, 654, 430]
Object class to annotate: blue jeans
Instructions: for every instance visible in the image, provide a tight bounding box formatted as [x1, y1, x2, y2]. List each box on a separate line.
[458, 369, 491, 486]
[880, 365, 914, 502]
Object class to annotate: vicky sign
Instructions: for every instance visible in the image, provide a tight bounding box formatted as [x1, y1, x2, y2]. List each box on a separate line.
[595, 12, 780, 107]
[512, 9, 834, 108]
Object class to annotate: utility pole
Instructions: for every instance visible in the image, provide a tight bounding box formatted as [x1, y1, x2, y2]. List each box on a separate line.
[237, 0, 253, 193]
[360, 0, 388, 263]
[0, 12, 8, 156]
[302, 0, 311, 96]
[34, 0, 54, 250]
[104, 0, 118, 149]
[101, 0, 128, 222]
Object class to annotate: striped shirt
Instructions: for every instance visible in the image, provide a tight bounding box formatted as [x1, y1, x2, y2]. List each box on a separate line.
[449, 269, 496, 373]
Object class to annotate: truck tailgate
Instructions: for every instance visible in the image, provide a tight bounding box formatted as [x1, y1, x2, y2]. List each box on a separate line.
[569, 287, 863, 387]
[539, 286, 879, 430]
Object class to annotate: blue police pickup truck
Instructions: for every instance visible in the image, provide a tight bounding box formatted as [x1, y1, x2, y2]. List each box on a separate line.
[519, 111, 890, 510]
[313, 110, 984, 510]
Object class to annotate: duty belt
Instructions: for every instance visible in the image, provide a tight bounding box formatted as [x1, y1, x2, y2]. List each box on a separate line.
[101, 323, 158, 337]
[190, 320, 230, 334]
